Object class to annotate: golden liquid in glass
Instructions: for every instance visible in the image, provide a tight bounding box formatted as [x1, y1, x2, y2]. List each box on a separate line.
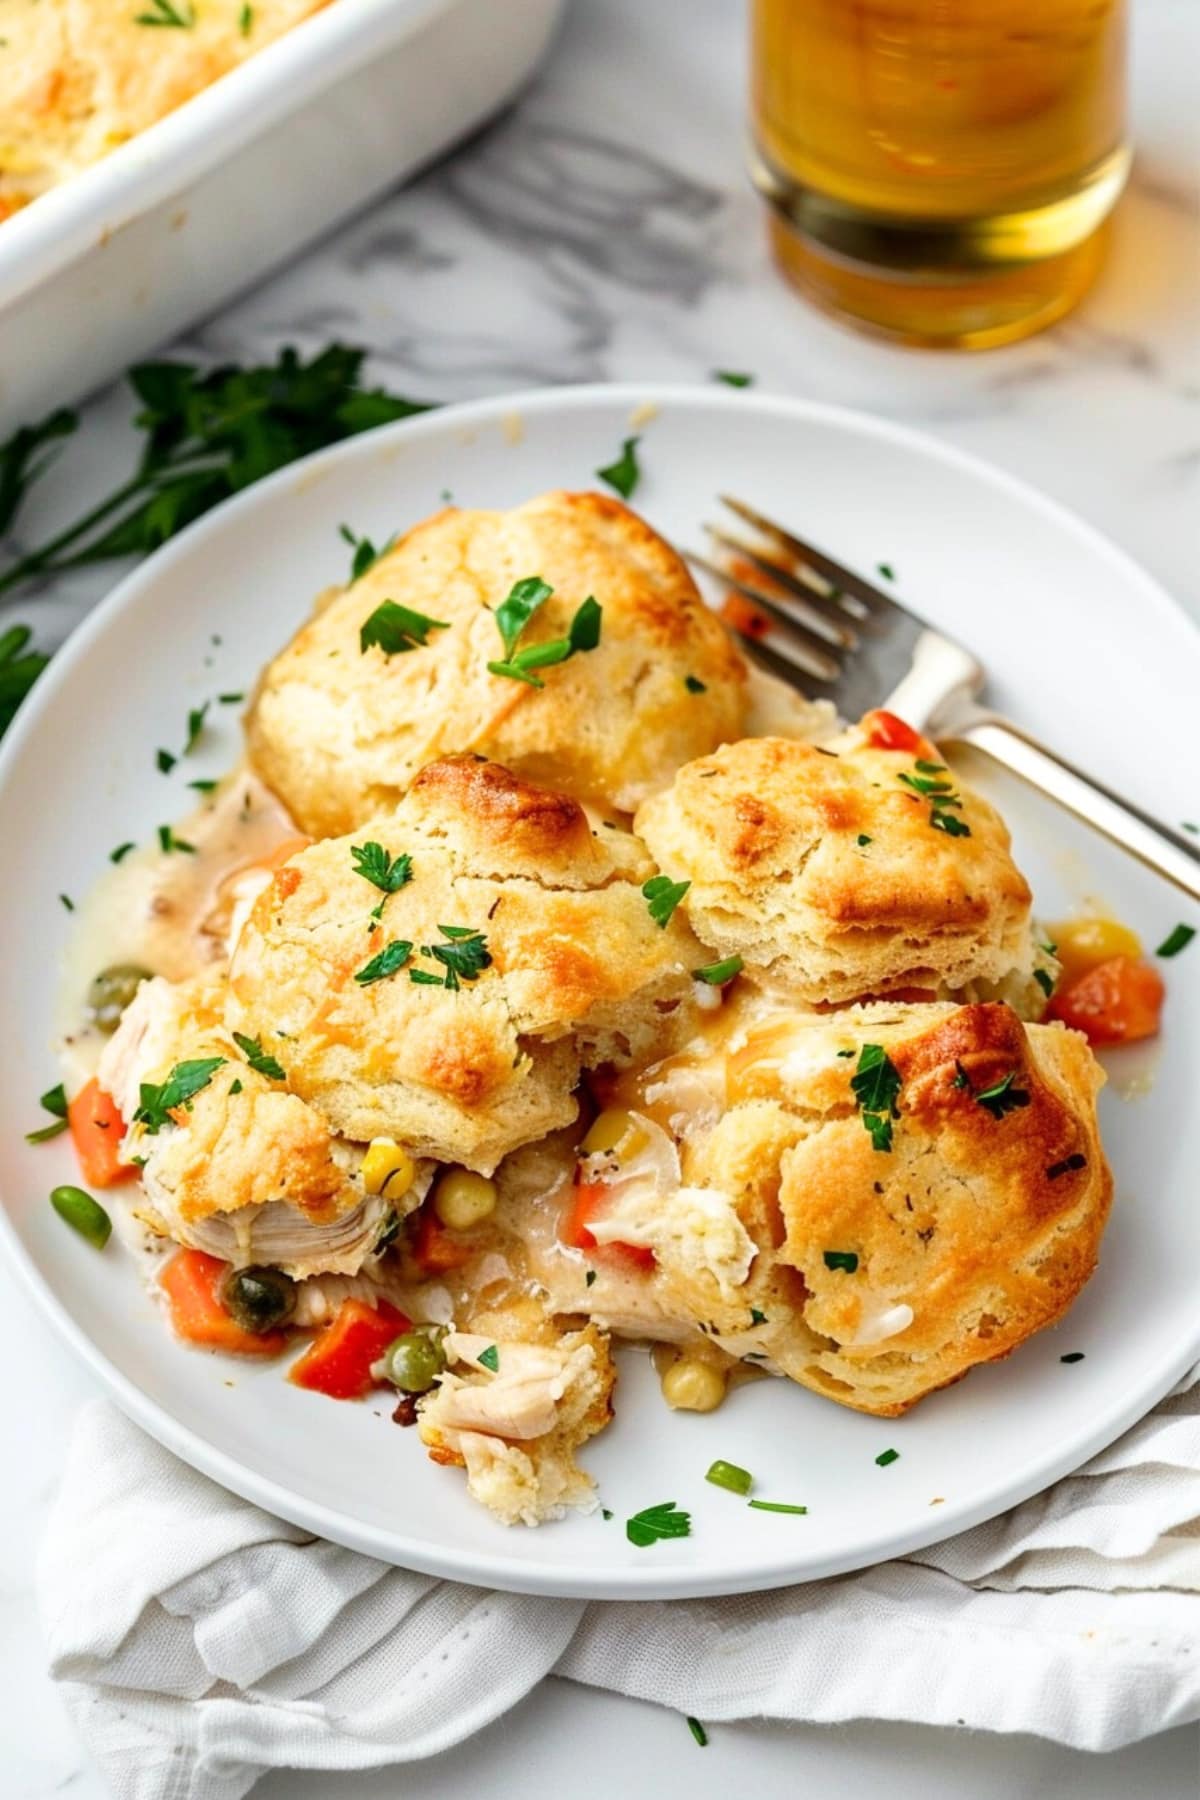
[751, 0, 1129, 347]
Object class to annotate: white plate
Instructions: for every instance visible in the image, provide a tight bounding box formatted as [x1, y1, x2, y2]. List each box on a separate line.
[1, 386, 1196, 1600]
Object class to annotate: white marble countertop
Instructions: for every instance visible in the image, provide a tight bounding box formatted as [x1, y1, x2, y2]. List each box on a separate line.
[2, 1, 1197, 1795]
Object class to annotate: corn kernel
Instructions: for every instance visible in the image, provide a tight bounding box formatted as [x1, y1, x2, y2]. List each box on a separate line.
[660, 1356, 727, 1413]
[361, 1138, 415, 1199]
[581, 1107, 647, 1159]
[434, 1169, 497, 1231]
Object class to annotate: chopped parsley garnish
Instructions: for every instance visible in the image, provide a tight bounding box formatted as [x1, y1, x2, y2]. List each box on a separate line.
[340, 522, 396, 583]
[26, 1082, 69, 1143]
[218, 692, 244, 705]
[642, 874, 690, 928]
[133, 1056, 225, 1133]
[875, 1448, 900, 1467]
[411, 925, 491, 991]
[185, 702, 209, 751]
[232, 1031, 286, 1081]
[110, 842, 135, 863]
[625, 1500, 691, 1547]
[486, 575, 603, 688]
[1060, 1351, 1085, 1364]
[189, 779, 217, 794]
[596, 436, 641, 500]
[350, 841, 412, 899]
[713, 370, 754, 388]
[156, 748, 176, 774]
[135, 0, 194, 26]
[836, 1048, 854, 1058]
[706, 1459, 753, 1496]
[850, 1044, 901, 1152]
[899, 765, 971, 838]
[229, 1078, 243, 1095]
[477, 1344, 500, 1373]
[59, 892, 74, 911]
[747, 1499, 808, 1515]
[952, 1061, 970, 1090]
[693, 955, 742, 985]
[354, 939, 414, 986]
[1183, 822, 1198, 836]
[877, 562, 896, 582]
[1156, 923, 1195, 959]
[1034, 968, 1055, 997]
[238, 1, 253, 31]
[585, 1268, 596, 1287]
[157, 825, 196, 854]
[601, 1507, 613, 1520]
[973, 1071, 1031, 1120]
[749, 1306, 767, 1324]
[857, 834, 872, 846]
[823, 1250, 859, 1273]
[1047, 1153, 1087, 1181]
[360, 599, 449, 658]
[684, 673, 707, 694]
[686, 1717, 709, 1748]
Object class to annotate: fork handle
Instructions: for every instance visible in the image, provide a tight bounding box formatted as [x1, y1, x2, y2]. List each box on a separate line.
[950, 713, 1200, 903]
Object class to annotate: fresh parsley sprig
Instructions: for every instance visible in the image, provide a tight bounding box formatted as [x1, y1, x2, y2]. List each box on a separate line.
[486, 576, 603, 688]
[136, 0, 194, 24]
[411, 926, 491, 991]
[232, 1031, 286, 1082]
[351, 842, 413, 896]
[642, 875, 690, 928]
[133, 1057, 226, 1133]
[850, 1044, 901, 1152]
[359, 599, 448, 657]
[596, 437, 641, 500]
[898, 761, 971, 838]
[625, 1500, 691, 1548]
[973, 1071, 1031, 1119]
[340, 523, 397, 584]
[0, 346, 434, 605]
[26, 1082, 69, 1144]
[355, 939, 414, 987]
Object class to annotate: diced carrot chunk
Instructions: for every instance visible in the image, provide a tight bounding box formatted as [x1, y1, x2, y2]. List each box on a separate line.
[410, 1207, 473, 1275]
[563, 1178, 656, 1272]
[288, 1298, 410, 1399]
[1048, 955, 1165, 1047]
[160, 1249, 289, 1356]
[860, 709, 938, 761]
[68, 1078, 136, 1188]
[720, 590, 771, 640]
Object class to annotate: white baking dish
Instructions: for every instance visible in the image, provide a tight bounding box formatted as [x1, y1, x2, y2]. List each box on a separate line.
[0, 0, 565, 434]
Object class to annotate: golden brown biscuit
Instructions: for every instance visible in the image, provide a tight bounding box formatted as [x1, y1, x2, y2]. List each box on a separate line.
[226, 757, 705, 1172]
[506, 1001, 1109, 1417]
[98, 972, 416, 1278]
[245, 490, 759, 835]
[0, 0, 331, 217]
[635, 729, 1036, 1004]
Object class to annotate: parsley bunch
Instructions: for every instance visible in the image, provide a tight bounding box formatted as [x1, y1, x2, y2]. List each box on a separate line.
[0, 346, 434, 603]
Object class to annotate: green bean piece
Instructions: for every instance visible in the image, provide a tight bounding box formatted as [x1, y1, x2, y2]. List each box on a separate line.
[705, 1459, 753, 1496]
[50, 1185, 112, 1248]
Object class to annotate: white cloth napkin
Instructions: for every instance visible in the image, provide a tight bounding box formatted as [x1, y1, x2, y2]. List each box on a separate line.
[40, 1376, 1200, 1800]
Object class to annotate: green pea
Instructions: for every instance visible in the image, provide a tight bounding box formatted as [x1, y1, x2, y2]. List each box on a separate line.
[382, 1328, 446, 1394]
[88, 964, 154, 1034]
[221, 1266, 297, 1334]
[50, 1185, 112, 1249]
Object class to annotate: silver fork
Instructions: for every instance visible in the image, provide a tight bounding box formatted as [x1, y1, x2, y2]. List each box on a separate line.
[687, 497, 1200, 902]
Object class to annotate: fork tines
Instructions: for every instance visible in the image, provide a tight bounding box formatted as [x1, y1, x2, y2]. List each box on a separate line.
[686, 497, 907, 697]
